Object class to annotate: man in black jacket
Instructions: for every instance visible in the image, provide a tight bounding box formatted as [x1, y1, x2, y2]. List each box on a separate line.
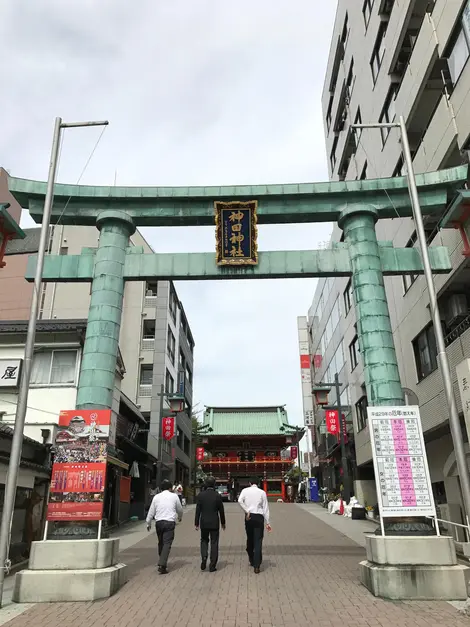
[195, 477, 226, 572]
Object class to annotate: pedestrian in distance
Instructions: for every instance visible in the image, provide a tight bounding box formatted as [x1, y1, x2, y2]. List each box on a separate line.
[146, 479, 183, 575]
[195, 476, 226, 572]
[238, 477, 272, 574]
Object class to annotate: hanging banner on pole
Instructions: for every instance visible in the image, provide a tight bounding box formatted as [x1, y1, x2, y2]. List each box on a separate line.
[47, 409, 110, 522]
[326, 409, 339, 436]
[196, 447, 205, 461]
[162, 416, 175, 440]
[290, 446, 298, 460]
[368, 406, 436, 518]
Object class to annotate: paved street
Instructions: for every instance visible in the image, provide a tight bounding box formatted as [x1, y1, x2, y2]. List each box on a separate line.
[4, 504, 469, 627]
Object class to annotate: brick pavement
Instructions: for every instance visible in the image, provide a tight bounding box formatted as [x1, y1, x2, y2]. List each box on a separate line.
[4, 504, 469, 627]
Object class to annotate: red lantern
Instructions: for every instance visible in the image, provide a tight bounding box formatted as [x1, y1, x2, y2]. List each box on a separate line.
[313, 386, 330, 406]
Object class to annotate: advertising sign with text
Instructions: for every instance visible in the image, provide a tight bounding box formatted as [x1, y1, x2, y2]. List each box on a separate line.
[47, 409, 110, 521]
[326, 410, 339, 436]
[368, 406, 435, 518]
[162, 416, 175, 441]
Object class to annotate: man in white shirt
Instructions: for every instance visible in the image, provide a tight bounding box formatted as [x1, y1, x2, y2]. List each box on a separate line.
[238, 477, 272, 574]
[146, 479, 183, 574]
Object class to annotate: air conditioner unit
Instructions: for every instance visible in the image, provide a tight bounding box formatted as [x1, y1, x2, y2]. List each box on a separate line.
[446, 294, 468, 326]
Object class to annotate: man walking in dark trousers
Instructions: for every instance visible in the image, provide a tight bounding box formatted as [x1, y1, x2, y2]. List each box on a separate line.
[146, 479, 183, 574]
[195, 476, 226, 572]
[238, 477, 272, 574]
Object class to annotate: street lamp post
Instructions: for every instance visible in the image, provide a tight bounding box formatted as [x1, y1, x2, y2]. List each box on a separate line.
[315, 374, 351, 500]
[351, 117, 470, 527]
[0, 117, 108, 607]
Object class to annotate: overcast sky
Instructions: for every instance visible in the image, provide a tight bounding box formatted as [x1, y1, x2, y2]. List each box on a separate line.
[2, 0, 337, 430]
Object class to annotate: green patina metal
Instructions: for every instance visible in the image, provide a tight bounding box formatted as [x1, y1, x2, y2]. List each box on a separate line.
[75, 211, 135, 410]
[339, 205, 404, 406]
[7, 165, 466, 226]
[8, 165, 467, 410]
[25, 246, 452, 282]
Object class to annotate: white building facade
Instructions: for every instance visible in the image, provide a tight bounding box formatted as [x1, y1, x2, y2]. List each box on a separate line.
[308, 0, 470, 530]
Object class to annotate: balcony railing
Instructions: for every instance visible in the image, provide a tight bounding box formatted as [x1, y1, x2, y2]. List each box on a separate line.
[202, 456, 294, 465]
[138, 384, 152, 397]
[141, 336, 155, 351]
[144, 295, 157, 308]
[445, 313, 470, 347]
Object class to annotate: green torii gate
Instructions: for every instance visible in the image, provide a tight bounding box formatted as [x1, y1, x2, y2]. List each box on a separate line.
[8, 165, 467, 412]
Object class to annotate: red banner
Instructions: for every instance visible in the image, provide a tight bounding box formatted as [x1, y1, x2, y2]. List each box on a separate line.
[162, 416, 175, 440]
[47, 409, 110, 522]
[313, 354, 322, 369]
[300, 355, 310, 369]
[196, 447, 205, 461]
[326, 409, 340, 436]
[290, 446, 298, 460]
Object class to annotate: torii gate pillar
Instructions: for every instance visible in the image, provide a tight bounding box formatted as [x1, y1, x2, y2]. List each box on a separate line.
[339, 204, 404, 406]
[76, 210, 135, 410]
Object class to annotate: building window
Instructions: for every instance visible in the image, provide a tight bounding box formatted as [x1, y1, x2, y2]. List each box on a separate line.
[326, 95, 333, 132]
[349, 336, 359, 371]
[448, 26, 470, 86]
[167, 326, 175, 364]
[355, 395, 369, 432]
[330, 136, 338, 170]
[393, 154, 405, 177]
[179, 349, 186, 372]
[354, 107, 362, 140]
[346, 59, 355, 101]
[413, 324, 438, 381]
[344, 280, 353, 315]
[165, 369, 175, 395]
[363, 0, 374, 28]
[402, 228, 434, 293]
[30, 350, 78, 386]
[140, 364, 153, 386]
[341, 13, 349, 46]
[146, 281, 158, 297]
[360, 161, 368, 180]
[370, 21, 388, 83]
[379, 85, 397, 145]
[169, 288, 178, 323]
[186, 364, 193, 385]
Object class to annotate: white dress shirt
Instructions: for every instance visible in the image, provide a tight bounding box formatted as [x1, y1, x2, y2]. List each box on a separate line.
[146, 490, 183, 524]
[238, 485, 270, 525]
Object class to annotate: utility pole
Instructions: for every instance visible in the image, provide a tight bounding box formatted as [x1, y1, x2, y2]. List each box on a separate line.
[156, 383, 165, 488]
[352, 117, 470, 527]
[0, 117, 108, 607]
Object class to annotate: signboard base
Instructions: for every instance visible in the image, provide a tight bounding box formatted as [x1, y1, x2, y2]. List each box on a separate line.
[13, 539, 127, 603]
[360, 535, 469, 600]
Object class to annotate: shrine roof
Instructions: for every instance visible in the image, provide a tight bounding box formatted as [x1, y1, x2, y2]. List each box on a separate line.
[203, 406, 295, 436]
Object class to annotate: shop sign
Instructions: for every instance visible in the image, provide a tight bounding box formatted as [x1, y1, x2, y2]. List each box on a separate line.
[0, 359, 22, 388]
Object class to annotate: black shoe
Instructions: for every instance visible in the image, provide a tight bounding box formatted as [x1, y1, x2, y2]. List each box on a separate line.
[254, 567, 260, 574]
[201, 561, 207, 571]
[209, 565, 217, 572]
[159, 567, 168, 575]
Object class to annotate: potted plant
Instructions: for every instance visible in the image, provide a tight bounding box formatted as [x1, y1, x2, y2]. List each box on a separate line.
[365, 505, 375, 520]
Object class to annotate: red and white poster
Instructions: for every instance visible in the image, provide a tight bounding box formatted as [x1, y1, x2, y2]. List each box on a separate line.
[47, 409, 110, 522]
[290, 446, 298, 460]
[326, 409, 340, 436]
[300, 355, 310, 369]
[162, 416, 175, 441]
[196, 447, 205, 461]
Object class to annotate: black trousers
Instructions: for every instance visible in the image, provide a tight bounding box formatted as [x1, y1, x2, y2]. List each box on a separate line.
[155, 520, 176, 568]
[245, 514, 264, 568]
[200, 528, 220, 567]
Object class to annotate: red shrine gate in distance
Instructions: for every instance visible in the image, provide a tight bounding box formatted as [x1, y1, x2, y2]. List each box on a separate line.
[198, 406, 300, 500]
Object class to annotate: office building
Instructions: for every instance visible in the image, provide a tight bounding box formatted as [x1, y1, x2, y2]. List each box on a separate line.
[307, 0, 470, 531]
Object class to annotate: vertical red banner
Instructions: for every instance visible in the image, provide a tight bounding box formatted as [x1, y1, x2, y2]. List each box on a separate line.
[326, 410, 340, 436]
[196, 447, 205, 461]
[300, 355, 310, 369]
[162, 416, 175, 440]
[47, 409, 111, 522]
[340, 413, 348, 443]
[290, 446, 298, 460]
[313, 354, 322, 369]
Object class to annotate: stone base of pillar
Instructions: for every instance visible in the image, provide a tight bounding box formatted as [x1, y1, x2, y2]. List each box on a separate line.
[12, 539, 127, 603]
[360, 535, 470, 600]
